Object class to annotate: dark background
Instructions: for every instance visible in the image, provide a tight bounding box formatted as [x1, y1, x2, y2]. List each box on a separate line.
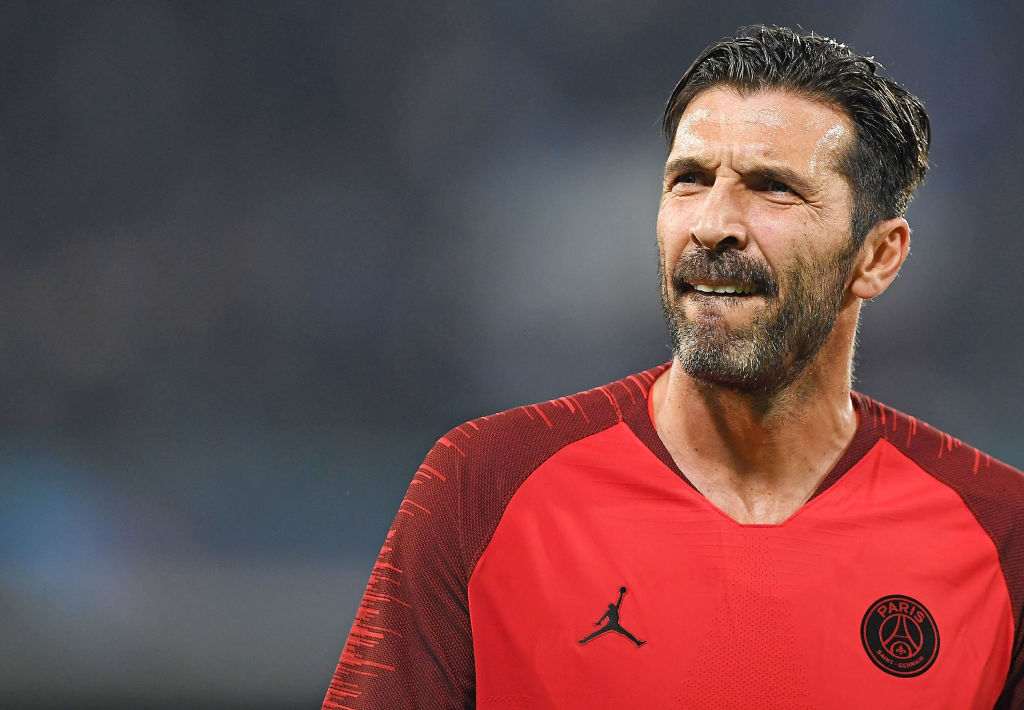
[3, 2, 1022, 708]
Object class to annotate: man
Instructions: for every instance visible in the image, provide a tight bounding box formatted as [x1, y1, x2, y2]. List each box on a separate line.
[323, 26, 1024, 709]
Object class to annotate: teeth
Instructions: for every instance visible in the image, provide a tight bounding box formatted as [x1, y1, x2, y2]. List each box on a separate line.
[693, 284, 758, 295]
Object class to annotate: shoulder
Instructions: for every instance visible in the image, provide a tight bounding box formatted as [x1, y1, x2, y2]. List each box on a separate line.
[855, 392, 1024, 499]
[426, 363, 667, 482]
[415, 364, 667, 565]
[854, 392, 1024, 561]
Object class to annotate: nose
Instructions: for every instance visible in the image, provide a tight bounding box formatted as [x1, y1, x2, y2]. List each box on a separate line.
[690, 181, 748, 251]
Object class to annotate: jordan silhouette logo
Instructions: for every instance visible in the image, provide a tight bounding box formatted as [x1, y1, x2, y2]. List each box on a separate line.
[578, 586, 646, 647]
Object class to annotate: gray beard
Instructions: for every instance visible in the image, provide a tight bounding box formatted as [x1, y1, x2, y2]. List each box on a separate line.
[660, 245, 855, 398]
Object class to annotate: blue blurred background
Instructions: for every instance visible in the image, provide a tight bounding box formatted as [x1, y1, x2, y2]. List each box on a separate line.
[3, 2, 1022, 707]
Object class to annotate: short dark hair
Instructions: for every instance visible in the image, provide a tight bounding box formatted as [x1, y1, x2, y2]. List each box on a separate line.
[662, 25, 930, 242]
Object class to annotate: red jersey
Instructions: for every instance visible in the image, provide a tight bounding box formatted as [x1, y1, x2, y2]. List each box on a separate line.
[323, 364, 1024, 709]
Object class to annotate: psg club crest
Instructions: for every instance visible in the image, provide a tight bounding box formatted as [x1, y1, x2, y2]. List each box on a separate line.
[860, 595, 939, 677]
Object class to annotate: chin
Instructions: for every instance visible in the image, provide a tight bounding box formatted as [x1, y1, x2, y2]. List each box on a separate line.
[684, 363, 778, 395]
[674, 337, 799, 397]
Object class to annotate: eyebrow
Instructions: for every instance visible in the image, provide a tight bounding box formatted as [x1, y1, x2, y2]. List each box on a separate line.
[663, 156, 817, 197]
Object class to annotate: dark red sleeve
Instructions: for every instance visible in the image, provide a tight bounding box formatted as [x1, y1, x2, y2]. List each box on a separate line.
[321, 433, 475, 710]
[996, 662, 1024, 710]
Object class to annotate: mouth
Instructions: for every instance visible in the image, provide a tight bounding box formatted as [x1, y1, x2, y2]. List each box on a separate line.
[670, 249, 777, 301]
[681, 281, 763, 297]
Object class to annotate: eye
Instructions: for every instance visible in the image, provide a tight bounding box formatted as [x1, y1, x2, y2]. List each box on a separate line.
[754, 174, 803, 201]
[669, 172, 706, 192]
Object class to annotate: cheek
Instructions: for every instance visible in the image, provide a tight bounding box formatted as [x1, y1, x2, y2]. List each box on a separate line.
[742, 207, 817, 265]
[743, 202, 786, 235]
[656, 201, 689, 259]
[656, 221, 679, 284]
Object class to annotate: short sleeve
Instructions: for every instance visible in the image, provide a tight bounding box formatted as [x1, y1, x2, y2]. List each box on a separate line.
[322, 436, 474, 709]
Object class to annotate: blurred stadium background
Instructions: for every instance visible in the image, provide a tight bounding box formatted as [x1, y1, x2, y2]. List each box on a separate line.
[2, 2, 1022, 708]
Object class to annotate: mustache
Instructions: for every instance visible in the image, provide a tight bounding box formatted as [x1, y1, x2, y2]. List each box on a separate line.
[671, 249, 778, 297]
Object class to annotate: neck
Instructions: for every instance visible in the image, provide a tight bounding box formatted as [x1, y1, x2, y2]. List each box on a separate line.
[650, 310, 860, 524]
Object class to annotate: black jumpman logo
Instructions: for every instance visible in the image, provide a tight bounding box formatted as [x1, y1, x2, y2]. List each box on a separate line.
[578, 585, 645, 647]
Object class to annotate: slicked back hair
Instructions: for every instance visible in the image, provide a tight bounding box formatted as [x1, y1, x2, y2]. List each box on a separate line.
[662, 26, 930, 243]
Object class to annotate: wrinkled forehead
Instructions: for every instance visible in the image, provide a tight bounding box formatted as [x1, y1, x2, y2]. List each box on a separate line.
[670, 87, 854, 175]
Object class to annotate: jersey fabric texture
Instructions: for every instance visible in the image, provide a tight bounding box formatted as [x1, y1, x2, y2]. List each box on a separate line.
[323, 363, 1024, 709]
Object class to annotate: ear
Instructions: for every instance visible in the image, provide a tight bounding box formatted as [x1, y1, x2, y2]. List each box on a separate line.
[849, 217, 910, 300]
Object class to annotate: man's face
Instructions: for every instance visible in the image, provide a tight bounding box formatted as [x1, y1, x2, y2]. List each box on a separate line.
[657, 87, 859, 395]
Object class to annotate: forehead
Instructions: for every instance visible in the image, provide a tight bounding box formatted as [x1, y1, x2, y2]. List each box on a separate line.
[670, 88, 853, 174]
